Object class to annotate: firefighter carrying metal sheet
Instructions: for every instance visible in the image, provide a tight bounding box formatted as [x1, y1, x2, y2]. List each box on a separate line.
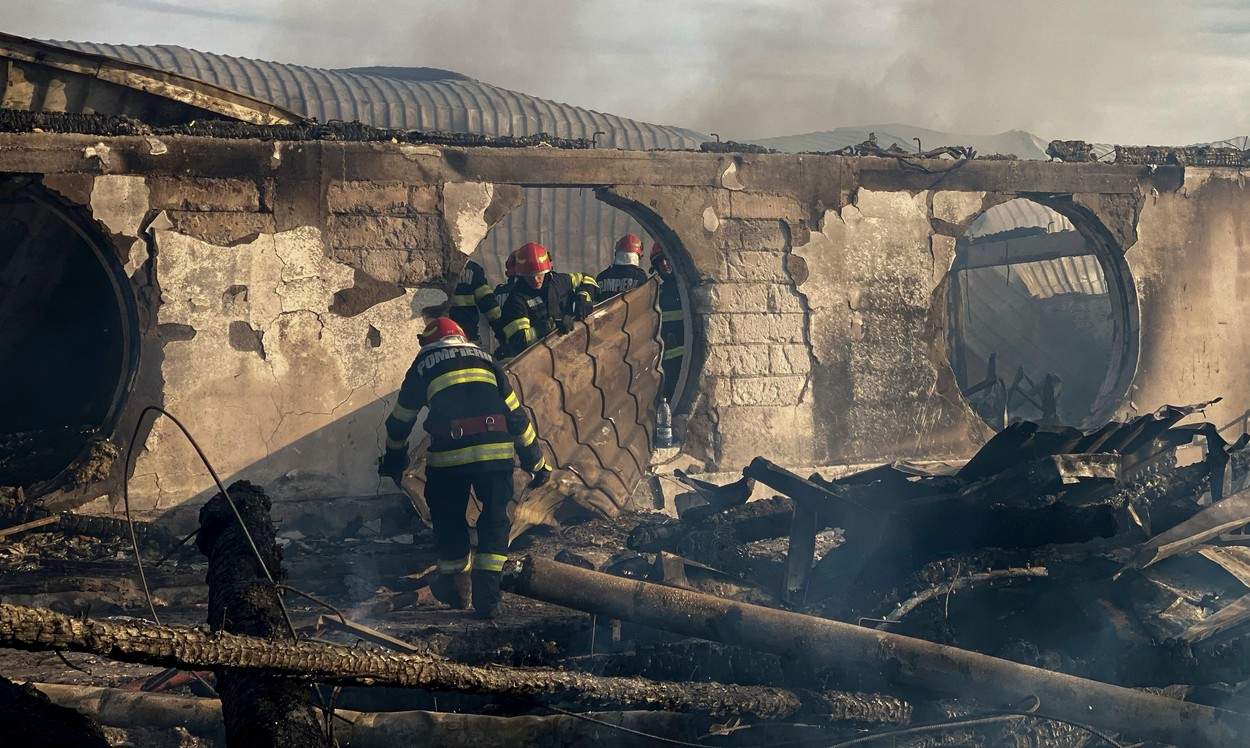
[595, 233, 649, 302]
[448, 258, 500, 344]
[651, 242, 685, 402]
[378, 317, 551, 618]
[497, 242, 598, 357]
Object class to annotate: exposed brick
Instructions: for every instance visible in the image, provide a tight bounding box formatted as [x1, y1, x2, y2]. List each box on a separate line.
[724, 250, 791, 283]
[327, 214, 447, 250]
[703, 314, 734, 345]
[717, 219, 786, 251]
[769, 284, 807, 313]
[327, 181, 409, 215]
[148, 177, 260, 212]
[703, 344, 771, 377]
[409, 185, 440, 213]
[692, 284, 770, 314]
[730, 375, 808, 406]
[769, 344, 812, 374]
[327, 247, 442, 285]
[165, 211, 274, 246]
[730, 313, 806, 343]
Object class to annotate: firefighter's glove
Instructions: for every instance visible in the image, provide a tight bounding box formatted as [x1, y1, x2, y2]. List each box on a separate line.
[574, 295, 594, 321]
[555, 317, 571, 335]
[527, 464, 553, 489]
[378, 448, 409, 482]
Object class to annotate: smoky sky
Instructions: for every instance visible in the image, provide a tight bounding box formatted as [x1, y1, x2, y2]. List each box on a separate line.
[4, 0, 1250, 144]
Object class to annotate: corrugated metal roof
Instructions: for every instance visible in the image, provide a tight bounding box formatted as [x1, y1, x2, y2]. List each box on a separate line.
[47, 40, 703, 281]
[47, 40, 707, 149]
[962, 199, 1097, 298]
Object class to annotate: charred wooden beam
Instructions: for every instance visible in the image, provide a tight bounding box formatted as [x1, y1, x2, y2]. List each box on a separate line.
[627, 496, 795, 553]
[33, 682, 709, 748]
[503, 555, 1248, 747]
[0, 602, 908, 723]
[195, 480, 327, 747]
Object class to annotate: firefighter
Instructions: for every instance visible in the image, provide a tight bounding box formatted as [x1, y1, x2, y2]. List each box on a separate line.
[448, 258, 500, 344]
[497, 242, 598, 356]
[595, 233, 649, 302]
[378, 317, 551, 618]
[491, 251, 518, 351]
[651, 243, 685, 402]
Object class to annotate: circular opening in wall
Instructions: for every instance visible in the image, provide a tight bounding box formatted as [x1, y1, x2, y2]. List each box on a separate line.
[0, 180, 139, 486]
[947, 197, 1136, 430]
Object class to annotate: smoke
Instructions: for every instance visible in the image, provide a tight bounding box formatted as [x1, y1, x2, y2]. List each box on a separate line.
[4, 0, 1250, 144]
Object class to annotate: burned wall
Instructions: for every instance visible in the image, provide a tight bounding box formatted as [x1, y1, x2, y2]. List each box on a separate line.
[0, 132, 1228, 525]
[1129, 168, 1250, 429]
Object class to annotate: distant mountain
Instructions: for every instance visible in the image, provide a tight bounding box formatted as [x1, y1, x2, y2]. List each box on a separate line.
[750, 124, 1051, 159]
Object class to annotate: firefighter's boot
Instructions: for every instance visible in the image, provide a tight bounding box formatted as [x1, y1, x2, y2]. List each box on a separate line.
[430, 571, 471, 609]
[471, 568, 502, 619]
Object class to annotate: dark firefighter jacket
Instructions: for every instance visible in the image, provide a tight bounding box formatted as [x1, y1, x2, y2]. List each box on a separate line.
[448, 260, 501, 341]
[595, 264, 649, 302]
[384, 340, 545, 474]
[498, 272, 598, 355]
[658, 274, 685, 363]
[492, 278, 516, 348]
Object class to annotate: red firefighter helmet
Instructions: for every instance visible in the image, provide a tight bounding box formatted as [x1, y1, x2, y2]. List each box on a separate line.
[650, 242, 672, 273]
[419, 317, 466, 346]
[514, 242, 553, 274]
[615, 233, 644, 257]
[504, 251, 517, 278]
[514, 242, 553, 288]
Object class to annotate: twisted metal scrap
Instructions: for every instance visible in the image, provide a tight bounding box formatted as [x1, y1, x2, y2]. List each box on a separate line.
[400, 280, 662, 536]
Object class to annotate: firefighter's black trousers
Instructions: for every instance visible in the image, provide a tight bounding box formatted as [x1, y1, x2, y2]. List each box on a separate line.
[424, 467, 512, 573]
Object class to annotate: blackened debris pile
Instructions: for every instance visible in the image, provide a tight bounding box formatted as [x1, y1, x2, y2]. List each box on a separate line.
[0, 107, 594, 149]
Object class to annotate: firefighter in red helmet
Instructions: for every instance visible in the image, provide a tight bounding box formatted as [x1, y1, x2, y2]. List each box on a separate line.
[595, 233, 649, 302]
[650, 243, 685, 402]
[378, 317, 551, 618]
[497, 242, 598, 357]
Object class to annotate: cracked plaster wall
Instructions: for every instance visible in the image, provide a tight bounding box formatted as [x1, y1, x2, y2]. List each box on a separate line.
[124, 225, 428, 515]
[1127, 168, 1250, 428]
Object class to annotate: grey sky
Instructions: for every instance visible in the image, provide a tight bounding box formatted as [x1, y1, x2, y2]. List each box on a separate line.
[5, 0, 1249, 144]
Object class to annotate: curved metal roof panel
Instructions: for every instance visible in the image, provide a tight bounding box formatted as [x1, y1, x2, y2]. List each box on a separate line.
[48, 40, 707, 150]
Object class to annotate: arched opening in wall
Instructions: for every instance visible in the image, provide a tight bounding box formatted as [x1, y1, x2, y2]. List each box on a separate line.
[0, 180, 139, 486]
[947, 197, 1134, 430]
[466, 186, 693, 409]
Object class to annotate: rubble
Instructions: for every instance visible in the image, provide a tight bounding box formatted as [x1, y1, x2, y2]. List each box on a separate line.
[5, 402, 1250, 746]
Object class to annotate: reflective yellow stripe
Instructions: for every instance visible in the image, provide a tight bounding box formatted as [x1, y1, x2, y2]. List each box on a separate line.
[579, 274, 599, 288]
[473, 553, 507, 572]
[385, 436, 407, 450]
[391, 403, 420, 422]
[438, 554, 472, 574]
[486, 306, 502, 321]
[661, 309, 683, 322]
[503, 317, 531, 338]
[473, 284, 493, 300]
[427, 442, 515, 467]
[523, 327, 536, 343]
[452, 294, 476, 306]
[519, 422, 536, 447]
[426, 368, 497, 400]
[663, 346, 685, 361]
[504, 391, 520, 411]
[533, 458, 548, 472]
